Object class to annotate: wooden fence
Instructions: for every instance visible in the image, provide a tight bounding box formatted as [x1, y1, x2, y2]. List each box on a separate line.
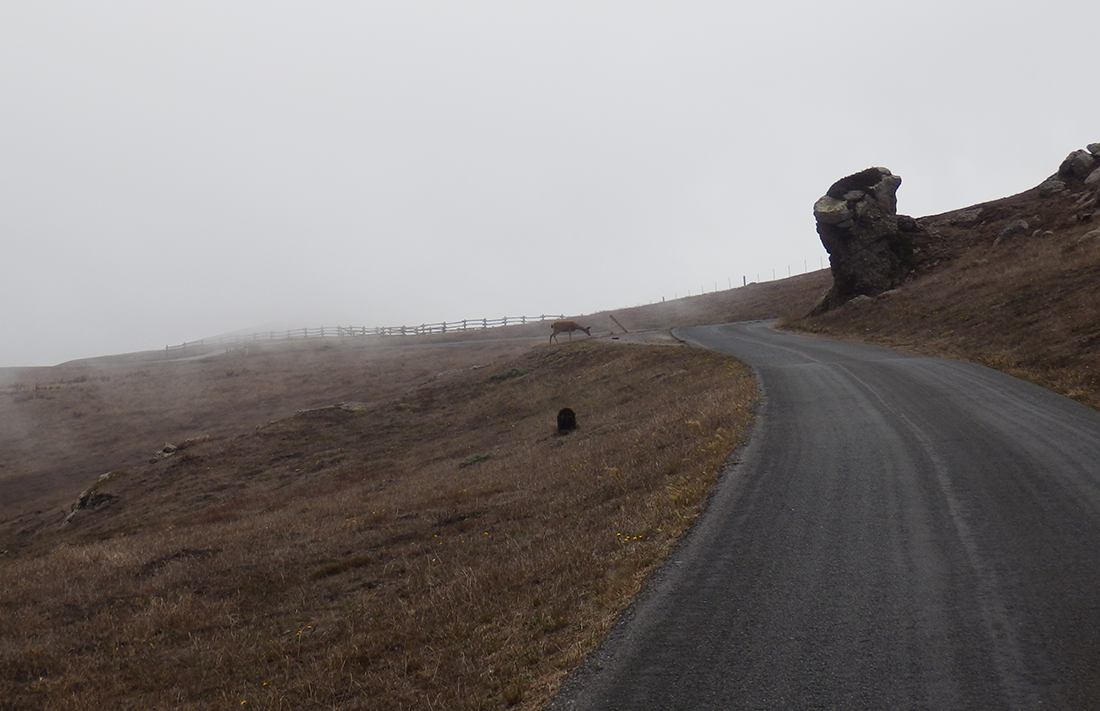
[165, 314, 566, 354]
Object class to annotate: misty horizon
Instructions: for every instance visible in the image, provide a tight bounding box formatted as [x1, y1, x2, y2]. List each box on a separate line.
[3, 2, 1096, 367]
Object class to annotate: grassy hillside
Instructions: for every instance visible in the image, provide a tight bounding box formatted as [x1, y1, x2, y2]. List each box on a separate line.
[0, 335, 544, 519]
[0, 270, 829, 523]
[0, 272, 827, 708]
[1, 337, 757, 710]
[788, 171, 1100, 410]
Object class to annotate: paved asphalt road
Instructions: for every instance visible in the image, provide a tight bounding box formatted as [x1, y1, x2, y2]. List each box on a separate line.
[549, 321, 1100, 710]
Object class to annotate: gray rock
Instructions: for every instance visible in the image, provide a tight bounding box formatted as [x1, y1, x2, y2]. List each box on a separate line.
[62, 486, 116, 525]
[1086, 166, 1100, 185]
[812, 167, 908, 313]
[1059, 150, 1097, 180]
[149, 442, 179, 463]
[949, 207, 984, 224]
[1089, 143, 1100, 156]
[994, 218, 1029, 246]
[74, 488, 114, 511]
[813, 195, 854, 225]
[872, 175, 903, 210]
[1039, 176, 1066, 196]
[825, 166, 894, 199]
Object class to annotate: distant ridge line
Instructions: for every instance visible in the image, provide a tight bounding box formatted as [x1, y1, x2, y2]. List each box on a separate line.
[165, 315, 567, 353]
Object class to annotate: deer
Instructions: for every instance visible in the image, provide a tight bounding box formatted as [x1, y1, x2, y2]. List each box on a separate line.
[550, 320, 592, 344]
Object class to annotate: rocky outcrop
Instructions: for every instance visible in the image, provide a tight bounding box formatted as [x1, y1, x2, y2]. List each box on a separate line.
[812, 167, 914, 313]
[1039, 176, 1067, 196]
[149, 442, 179, 463]
[61, 483, 116, 525]
[810, 145, 1099, 315]
[1086, 144, 1100, 185]
[1052, 144, 1100, 189]
[1059, 149, 1097, 180]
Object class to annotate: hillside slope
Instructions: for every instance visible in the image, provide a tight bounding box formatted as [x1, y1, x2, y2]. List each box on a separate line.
[791, 147, 1100, 410]
[0, 272, 828, 522]
[1, 341, 755, 710]
[0, 337, 541, 518]
[0, 272, 821, 709]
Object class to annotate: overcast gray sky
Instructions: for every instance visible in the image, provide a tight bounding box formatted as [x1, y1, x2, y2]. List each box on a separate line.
[2, 2, 1096, 367]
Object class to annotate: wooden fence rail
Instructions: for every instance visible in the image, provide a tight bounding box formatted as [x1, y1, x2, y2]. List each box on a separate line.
[165, 314, 567, 353]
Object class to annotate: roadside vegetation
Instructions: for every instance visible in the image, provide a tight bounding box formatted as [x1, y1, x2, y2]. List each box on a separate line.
[1, 340, 755, 710]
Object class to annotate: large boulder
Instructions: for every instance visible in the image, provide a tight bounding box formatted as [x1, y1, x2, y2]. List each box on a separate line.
[1039, 145, 1100, 196]
[812, 167, 912, 313]
[1059, 149, 1098, 180]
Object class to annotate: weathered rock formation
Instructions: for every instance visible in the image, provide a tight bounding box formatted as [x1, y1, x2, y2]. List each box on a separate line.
[807, 143, 1100, 316]
[1044, 144, 1100, 194]
[149, 442, 179, 463]
[61, 483, 116, 525]
[1060, 147, 1098, 181]
[812, 167, 915, 313]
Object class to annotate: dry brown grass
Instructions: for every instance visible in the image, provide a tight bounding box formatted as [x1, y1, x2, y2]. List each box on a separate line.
[0, 340, 755, 710]
[0, 337, 541, 518]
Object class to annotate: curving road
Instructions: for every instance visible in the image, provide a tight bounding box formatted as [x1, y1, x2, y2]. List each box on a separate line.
[550, 321, 1100, 710]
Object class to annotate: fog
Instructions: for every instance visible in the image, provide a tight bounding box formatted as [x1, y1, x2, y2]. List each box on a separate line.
[2, 2, 1096, 367]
